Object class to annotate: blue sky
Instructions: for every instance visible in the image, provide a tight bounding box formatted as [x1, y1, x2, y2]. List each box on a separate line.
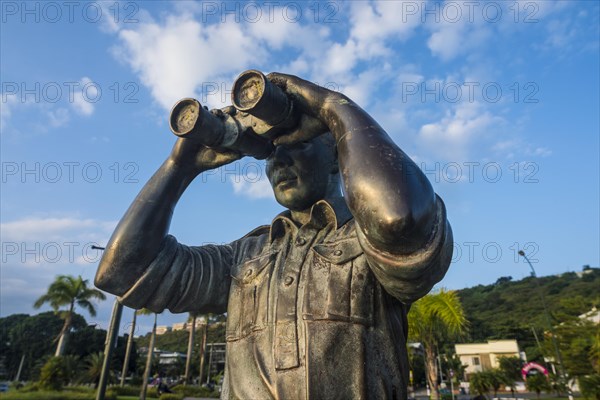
[1, 0, 599, 335]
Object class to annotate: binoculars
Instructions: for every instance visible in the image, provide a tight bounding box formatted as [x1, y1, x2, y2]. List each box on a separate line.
[169, 70, 298, 160]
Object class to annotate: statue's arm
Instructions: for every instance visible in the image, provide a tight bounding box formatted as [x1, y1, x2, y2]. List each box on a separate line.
[267, 72, 452, 301]
[322, 93, 453, 301]
[267, 72, 438, 254]
[94, 137, 240, 296]
[322, 97, 437, 255]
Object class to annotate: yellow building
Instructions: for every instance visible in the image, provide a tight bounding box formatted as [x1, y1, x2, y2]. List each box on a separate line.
[455, 340, 521, 379]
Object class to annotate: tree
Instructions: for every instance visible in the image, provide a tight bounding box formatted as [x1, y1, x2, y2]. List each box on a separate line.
[497, 356, 522, 392]
[184, 312, 199, 384]
[38, 356, 68, 390]
[33, 275, 106, 356]
[469, 370, 507, 398]
[487, 369, 508, 397]
[579, 374, 600, 400]
[139, 309, 158, 400]
[85, 352, 105, 388]
[525, 374, 550, 399]
[62, 354, 82, 384]
[408, 289, 468, 400]
[120, 309, 138, 387]
[470, 371, 492, 397]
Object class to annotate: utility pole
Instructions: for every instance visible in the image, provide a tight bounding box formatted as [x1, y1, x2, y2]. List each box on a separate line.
[519, 250, 573, 400]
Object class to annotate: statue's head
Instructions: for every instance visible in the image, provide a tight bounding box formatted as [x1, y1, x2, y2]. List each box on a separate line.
[266, 133, 340, 211]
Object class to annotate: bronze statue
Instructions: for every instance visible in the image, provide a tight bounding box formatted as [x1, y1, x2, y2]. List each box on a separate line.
[95, 71, 453, 399]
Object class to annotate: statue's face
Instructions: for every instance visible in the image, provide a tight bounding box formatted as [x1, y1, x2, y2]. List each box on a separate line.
[266, 137, 336, 211]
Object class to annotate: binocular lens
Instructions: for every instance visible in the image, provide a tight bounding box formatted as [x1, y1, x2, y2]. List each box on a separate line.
[232, 70, 291, 127]
[171, 99, 200, 135]
[233, 74, 264, 110]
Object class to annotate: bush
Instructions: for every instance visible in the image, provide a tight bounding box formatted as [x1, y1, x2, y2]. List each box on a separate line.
[0, 390, 117, 400]
[106, 385, 140, 396]
[525, 374, 550, 398]
[38, 356, 68, 391]
[160, 394, 184, 400]
[580, 374, 600, 400]
[16, 382, 40, 392]
[170, 384, 215, 397]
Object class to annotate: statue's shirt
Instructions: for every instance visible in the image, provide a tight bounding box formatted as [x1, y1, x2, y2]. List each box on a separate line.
[119, 197, 452, 399]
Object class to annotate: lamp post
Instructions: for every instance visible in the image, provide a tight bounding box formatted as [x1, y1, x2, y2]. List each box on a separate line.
[92, 245, 124, 400]
[518, 250, 572, 400]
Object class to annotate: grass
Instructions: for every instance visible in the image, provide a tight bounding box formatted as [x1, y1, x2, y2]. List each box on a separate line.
[0, 393, 159, 400]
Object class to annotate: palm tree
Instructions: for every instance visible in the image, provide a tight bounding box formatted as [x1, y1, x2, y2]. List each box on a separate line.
[184, 312, 200, 385]
[408, 289, 468, 400]
[34, 275, 106, 356]
[85, 352, 105, 388]
[138, 308, 158, 400]
[470, 370, 492, 398]
[120, 309, 137, 387]
[198, 316, 209, 384]
[526, 374, 550, 399]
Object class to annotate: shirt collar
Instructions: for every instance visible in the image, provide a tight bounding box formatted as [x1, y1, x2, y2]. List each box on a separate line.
[269, 197, 353, 242]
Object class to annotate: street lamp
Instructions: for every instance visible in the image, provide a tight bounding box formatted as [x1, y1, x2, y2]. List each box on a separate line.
[518, 250, 573, 400]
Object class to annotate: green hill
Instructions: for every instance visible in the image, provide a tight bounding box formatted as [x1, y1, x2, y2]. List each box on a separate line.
[456, 266, 599, 356]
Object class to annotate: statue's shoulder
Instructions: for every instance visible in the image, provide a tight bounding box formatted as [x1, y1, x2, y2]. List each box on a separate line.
[240, 225, 270, 239]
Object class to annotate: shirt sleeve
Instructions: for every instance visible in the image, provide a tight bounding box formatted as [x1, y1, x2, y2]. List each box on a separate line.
[118, 234, 233, 314]
[357, 194, 453, 304]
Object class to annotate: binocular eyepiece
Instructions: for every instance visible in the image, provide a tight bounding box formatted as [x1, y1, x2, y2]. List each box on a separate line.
[169, 70, 297, 160]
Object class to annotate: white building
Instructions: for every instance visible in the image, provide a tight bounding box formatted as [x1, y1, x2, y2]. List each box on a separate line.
[155, 326, 171, 335]
[158, 351, 187, 365]
[579, 307, 600, 324]
[455, 340, 521, 378]
[172, 317, 208, 332]
[172, 322, 187, 331]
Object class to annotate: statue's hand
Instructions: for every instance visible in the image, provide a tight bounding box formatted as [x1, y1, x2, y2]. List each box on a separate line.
[266, 72, 334, 146]
[169, 111, 242, 176]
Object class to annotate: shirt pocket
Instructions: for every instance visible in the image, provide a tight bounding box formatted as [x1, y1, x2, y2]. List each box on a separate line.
[303, 238, 374, 326]
[226, 251, 276, 342]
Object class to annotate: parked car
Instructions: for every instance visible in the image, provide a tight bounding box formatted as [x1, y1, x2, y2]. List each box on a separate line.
[0, 382, 10, 392]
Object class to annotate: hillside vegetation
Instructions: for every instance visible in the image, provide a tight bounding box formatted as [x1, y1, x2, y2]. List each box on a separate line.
[457, 267, 599, 355]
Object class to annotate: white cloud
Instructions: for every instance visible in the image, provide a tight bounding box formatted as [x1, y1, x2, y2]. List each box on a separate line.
[72, 77, 96, 116]
[426, 12, 491, 62]
[1, 76, 96, 134]
[0, 215, 118, 319]
[349, 0, 421, 53]
[0, 91, 18, 132]
[106, 1, 427, 112]
[1, 216, 115, 242]
[112, 15, 267, 110]
[418, 101, 504, 162]
[47, 107, 70, 127]
[492, 139, 552, 158]
[230, 173, 273, 200]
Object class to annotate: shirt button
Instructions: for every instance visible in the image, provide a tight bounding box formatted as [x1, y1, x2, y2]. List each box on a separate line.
[296, 237, 306, 245]
[333, 250, 343, 256]
[284, 276, 294, 286]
